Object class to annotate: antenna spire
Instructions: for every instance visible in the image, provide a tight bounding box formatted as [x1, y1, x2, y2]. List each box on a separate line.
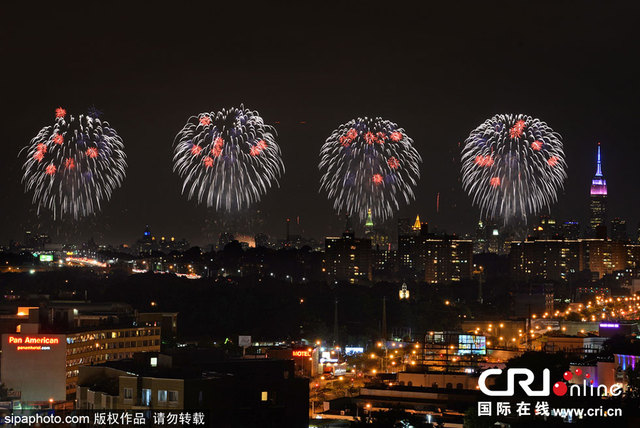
[595, 142, 603, 177]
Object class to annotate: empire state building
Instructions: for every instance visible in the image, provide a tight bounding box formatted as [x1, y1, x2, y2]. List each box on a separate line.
[589, 143, 608, 237]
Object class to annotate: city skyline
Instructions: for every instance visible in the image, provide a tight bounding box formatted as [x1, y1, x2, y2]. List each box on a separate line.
[4, 141, 637, 247]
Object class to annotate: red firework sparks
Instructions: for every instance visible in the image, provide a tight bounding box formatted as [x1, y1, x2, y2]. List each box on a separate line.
[250, 146, 260, 156]
[45, 164, 57, 175]
[211, 137, 224, 157]
[376, 132, 388, 143]
[390, 131, 403, 142]
[339, 136, 350, 147]
[36, 143, 47, 154]
[548, 156, 559, 166]
[199, 116, 211, 126]
[509, 120, 526, 139]
[33, 151, 45, 162]
[64, 158, 75, 169]
[203, 156, 214, 168]
[86, 147, 98, 158]
[364, 132, 375, 144]
[55, 107, 67, 118]
[474, 155, 494, 167]
[490, 177, 501, 187]
[191, 145, 203, 156]
[531, 140, 543, 151]
[387, 157, 400, 169]
[346, 129, 357, 140]
[256, 140, 268, 150]
[53, 134, 64, 145]
[372, 173, 384, 184]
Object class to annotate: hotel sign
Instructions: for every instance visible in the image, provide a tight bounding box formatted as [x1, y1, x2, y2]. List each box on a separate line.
[292, 349, 312, 358]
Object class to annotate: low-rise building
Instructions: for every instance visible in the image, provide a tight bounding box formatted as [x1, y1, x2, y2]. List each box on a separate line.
[0, 307, 161, 404]
[77, 353, 309, 427]
[569, 353, 638, 393]
[531, 334, 607, 354]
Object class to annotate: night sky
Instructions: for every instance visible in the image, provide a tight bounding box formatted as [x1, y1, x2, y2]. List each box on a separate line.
[2, 2, 639, 246]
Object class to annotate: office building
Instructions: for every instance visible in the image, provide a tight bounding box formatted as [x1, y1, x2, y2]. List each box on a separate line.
[397, 216, 424, 271]
[323, 219, 372, 284]
[510, 238, 631, 281]
[424, 237, 473, 284]
[581, 239, 627, 279]
[510, 240, 580, 282]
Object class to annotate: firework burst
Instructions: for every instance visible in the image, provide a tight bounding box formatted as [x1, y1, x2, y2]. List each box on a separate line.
[21, 107, 127, 219]
[319, 117, 421, 223]
[460, 114, 567, 225]
[173, 106, 284, 212]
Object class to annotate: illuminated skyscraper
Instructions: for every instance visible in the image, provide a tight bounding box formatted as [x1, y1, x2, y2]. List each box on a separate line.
[324, 216, 372, 284]
[412, 215, 422, 232]
[589, 143, 608, 237]
[364, 209, 374, 238]
[474, 220, 486, 254]
[136, 225, 159, 255]
[363, 209, 390, 249]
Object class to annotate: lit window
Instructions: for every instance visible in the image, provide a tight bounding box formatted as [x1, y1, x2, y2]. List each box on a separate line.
[158, 390, 167, 402]
[150, 357, 158, 367]
[261, 391, 268, 401]
[141, 389, 151, 406]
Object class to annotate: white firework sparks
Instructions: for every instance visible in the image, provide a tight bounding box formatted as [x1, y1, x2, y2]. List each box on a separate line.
[173, 106, 284, 212]
[461, 114, 567, 225]
[319, 117, 422, 223]
[21, 107, 127, 219]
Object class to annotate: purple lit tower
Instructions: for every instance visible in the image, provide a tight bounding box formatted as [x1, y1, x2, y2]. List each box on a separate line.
[589, 143, 608, 237]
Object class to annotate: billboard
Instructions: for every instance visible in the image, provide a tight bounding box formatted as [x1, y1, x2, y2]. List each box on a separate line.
[39, 254, 54, 262]
[458, 334, 486, 355]
[238, 335, 251, 347]
[345, 346, 364, 355]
